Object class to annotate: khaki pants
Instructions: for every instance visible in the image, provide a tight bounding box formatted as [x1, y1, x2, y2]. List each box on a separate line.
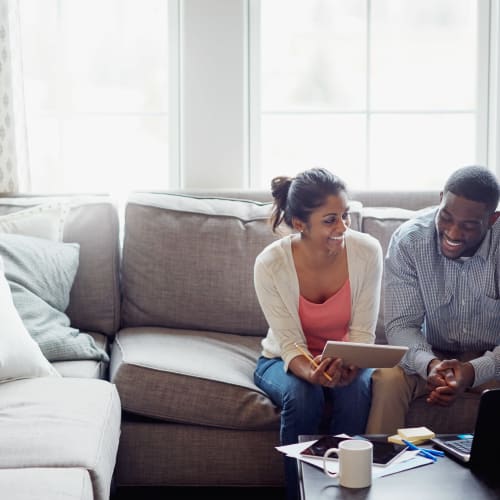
[366, 352, 500, 435]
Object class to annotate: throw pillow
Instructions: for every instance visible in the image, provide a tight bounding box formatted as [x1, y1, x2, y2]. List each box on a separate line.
[0, 256, 60, 382]
[0, 202, 69, 241]
[0, 233, 109, 362]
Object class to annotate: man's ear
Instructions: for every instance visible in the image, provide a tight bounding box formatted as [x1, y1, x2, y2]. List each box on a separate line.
[488, 211, 500, 226]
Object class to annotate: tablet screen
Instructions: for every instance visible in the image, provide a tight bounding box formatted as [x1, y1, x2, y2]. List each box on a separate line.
[300, 435, 407, 467]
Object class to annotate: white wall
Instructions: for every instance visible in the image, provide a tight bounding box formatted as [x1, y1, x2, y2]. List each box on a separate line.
[180, 0, 248, 188]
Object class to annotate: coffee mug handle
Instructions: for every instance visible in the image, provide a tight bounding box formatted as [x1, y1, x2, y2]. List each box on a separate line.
[323, 447, 339, 477]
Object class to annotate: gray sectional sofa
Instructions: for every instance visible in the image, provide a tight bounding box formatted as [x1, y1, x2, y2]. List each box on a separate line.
[0, 189, 484, 497]
[0, 196, 121, 500]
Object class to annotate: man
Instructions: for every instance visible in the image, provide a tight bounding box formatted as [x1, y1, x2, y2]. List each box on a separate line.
[366, 165, 500, 434]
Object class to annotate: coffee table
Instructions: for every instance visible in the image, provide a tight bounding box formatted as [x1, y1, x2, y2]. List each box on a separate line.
[298, 435, 500, 499]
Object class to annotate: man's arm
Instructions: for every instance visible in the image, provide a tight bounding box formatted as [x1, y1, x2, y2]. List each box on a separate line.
[384, 231, 435, 379]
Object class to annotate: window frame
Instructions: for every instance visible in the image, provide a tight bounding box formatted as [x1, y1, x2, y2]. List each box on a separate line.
[244, 0, 500, 190]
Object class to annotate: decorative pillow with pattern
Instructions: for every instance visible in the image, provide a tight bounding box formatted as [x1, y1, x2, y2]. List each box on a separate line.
[0, 256, 60, 382]
[0, 202, 69, 241]
[0, 233, 109, 362]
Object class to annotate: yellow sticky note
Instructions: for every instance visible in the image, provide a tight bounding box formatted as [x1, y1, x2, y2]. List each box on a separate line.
[388, 433, 430, 446]
[397, 426, 435, 441]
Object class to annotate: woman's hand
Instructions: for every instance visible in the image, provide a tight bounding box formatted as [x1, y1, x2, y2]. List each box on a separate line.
[289, 353, 344, 387]
[311, 356, 343, 387]
[338, 364, 359, 386]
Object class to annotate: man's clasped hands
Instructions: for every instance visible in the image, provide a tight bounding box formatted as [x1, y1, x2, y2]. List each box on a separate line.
[426, 358, 475, 406]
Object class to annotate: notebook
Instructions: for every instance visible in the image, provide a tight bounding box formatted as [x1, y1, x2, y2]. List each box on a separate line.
[430, 388, 500, 474]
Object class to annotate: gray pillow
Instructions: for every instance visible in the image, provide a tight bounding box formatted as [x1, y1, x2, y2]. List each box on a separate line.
[0, 233, 109, 362]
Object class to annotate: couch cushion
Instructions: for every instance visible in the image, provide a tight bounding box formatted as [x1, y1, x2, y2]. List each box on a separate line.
[110, 327, 280, 430]
[361, 206, 436, 256]
[120, 193, 283, 335]
[63, 199, 121, 336]
[120, 193, 362, 335]
[0, 468, 93, 500]
[115, 422, 283, 487]
[0, 377, 121, 500]
[0, 196, 121, 336]
[52, 332, 110, 379]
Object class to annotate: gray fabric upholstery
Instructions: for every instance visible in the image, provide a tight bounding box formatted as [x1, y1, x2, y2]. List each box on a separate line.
[115, 421, 283, 487]
[361, 206, 436, 256]
[120, 193, 285, 335]
[0, 377, 121, 500]
[154, 188, 440, 210]
[0, 468, 93, 500]
[53, 332, 110, 379]
[110, 327, 279, 429]
[120, 193, 362, 335]
[0, 233, 107, 362]
[63, 200, 121, 336]
[0, 196, 121, 337]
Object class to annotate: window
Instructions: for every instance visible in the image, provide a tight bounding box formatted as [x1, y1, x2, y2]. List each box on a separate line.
[251, 0, 489, 190]
[19, 0, 173, 199]
[17, 0, 499, 194]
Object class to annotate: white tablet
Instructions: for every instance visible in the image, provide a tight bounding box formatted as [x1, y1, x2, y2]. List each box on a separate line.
[321, 341, 408, 368]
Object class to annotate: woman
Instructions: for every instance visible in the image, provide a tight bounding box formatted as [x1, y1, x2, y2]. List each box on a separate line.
[253, 167, 382, 498]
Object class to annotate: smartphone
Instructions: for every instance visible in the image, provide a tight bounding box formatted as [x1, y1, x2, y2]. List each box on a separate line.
[300, 435, 408, 467]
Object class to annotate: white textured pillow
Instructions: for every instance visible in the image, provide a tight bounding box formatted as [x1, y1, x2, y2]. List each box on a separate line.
[0, 257, 60, 382]
[0, 203, 69, 241]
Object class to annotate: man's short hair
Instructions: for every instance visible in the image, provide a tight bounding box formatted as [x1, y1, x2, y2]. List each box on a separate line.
[444, 165, 500, 213]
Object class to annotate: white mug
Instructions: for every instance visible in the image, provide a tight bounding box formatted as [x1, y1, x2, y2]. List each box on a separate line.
[323, 439, 373, 488]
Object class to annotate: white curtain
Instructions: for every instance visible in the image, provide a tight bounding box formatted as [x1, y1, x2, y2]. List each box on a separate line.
[0, 0, 30, 194]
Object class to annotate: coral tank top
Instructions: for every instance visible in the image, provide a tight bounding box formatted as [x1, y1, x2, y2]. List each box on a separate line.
[298, 279, 351, 357]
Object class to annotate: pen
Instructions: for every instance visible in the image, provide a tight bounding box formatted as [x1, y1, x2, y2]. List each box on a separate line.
[294, 343, 333, 382]
[402, 439, 443, 461]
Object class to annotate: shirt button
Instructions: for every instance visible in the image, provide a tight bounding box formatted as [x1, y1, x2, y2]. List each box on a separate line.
[463, 328, 467, 333]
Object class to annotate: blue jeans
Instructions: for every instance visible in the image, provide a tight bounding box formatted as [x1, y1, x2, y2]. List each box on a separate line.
[254, 356, 373, 499]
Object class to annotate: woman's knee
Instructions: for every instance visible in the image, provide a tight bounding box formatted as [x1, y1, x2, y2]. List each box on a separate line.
[284, 378, 324, 408]
[285, 380, 321, 414]
[355, 368, 374, 395]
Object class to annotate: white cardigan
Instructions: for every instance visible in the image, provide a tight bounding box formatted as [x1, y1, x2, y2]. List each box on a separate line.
[254, 229, 383, 371]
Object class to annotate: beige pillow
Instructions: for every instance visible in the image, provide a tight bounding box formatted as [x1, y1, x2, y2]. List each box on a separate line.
[0, 203, 69, 241]
[0, 257, 60, 382]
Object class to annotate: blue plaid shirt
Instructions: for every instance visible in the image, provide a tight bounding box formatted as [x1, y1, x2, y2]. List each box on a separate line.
[384, 207, 500, 387]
